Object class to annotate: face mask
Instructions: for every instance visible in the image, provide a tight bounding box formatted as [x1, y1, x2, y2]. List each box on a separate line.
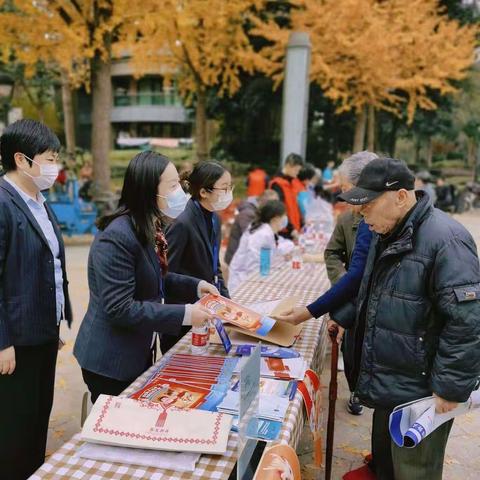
[280, 216, 288, 230]
[21, 154, 59, 190]
[157, 185, 190, 219]
[211, 190, 233, 211]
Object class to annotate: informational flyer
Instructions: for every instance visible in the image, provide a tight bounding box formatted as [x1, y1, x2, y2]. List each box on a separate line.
[198, 294, 276, 336]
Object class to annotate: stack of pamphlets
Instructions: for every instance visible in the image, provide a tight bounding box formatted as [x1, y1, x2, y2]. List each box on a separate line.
[129, 354, 239, 412]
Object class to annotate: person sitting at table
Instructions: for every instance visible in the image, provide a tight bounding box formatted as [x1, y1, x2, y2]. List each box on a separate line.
[161, 161, 233, 353]
[228, 200, 294, 294]
[73, 151, 217, 403]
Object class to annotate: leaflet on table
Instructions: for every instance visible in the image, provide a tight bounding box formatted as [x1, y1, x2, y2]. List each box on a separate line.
[129, 355, 239, 413]
[137, 354, 239, 393]
[198, 294, 276, 336]
[130, 379, 210, 408]
[217, 391, 290, 422]
[81, 395, 233, 454]
[235, 345, 300, 359]
[389, 390, 480, 448]
[234, 357, 307, 381]
[231, 416, 283, 442]
[231, 378, 297, 401]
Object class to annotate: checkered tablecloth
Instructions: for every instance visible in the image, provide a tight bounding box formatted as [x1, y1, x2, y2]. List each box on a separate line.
[32, 261, 330, 480]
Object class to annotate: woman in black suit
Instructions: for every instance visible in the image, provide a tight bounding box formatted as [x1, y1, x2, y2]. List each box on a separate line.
[162, 161, 233, 353]
[74, 151, 217, 403]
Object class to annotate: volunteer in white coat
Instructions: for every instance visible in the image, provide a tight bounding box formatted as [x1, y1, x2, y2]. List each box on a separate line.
[228, 200, 294, 293]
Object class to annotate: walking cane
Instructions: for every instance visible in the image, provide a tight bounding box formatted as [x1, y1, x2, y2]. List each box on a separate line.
[325, 326, 339, 480]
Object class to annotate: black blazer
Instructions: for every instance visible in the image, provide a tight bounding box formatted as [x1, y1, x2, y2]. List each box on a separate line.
[166, 199, 229, 299]
[73, 214, 200, 381]
[0, 177, 72, 350]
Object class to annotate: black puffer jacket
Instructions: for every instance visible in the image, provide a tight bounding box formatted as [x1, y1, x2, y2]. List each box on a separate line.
[333, 192, 480, 409]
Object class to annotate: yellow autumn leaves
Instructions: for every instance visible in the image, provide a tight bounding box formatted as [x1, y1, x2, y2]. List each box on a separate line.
[252, 0, 478, 123]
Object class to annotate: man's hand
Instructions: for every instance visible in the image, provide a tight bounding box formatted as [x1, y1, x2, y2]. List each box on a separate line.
[433, 393, 458, 414]
[327, 319, 345, 345]
[198, 280, 220, 298]
[274, 306, 312, 326]
[0, 346, 15, 375]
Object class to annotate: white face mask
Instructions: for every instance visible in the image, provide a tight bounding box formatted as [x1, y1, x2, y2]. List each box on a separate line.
[211, 190, 233, 211]
[280, 216, 289, 230]
[21, 154, 59, 191]
[157, 185, 190, 219]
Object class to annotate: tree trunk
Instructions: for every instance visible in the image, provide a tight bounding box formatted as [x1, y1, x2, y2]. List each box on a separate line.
[367, 105, 375, 151]
[195, 88, 208, 161]
[353, 106, 367, 152]
[426, 137, 433, 168]
[388, 116, 399, 157]
[61, 71, 76, 162]
[467, 138, 476, 167]
[91, 53, 112, 195]
[414, 138, 421, 165]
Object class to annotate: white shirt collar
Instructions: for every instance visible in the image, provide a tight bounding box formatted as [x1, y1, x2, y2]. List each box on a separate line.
[4, 174, 46, 206]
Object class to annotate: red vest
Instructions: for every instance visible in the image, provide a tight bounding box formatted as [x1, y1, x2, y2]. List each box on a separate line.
[247, 168, 267, 197]
[270, 176, 302, 231]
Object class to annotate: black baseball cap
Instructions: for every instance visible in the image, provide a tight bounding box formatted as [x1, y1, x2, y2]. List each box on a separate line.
[338, 157, 415, 205]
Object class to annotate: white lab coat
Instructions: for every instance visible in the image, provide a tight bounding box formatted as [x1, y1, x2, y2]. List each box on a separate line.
[228, 223, 293, 294]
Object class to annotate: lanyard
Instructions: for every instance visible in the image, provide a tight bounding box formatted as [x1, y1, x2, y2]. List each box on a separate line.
[194, 200, 219, 289]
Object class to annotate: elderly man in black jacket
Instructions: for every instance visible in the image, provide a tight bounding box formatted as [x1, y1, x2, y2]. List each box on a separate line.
[331, 157, 480, 480]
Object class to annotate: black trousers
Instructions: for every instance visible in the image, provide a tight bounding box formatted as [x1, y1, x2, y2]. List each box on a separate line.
[82, 369, 139, 404]
[0, 341, 58, 480]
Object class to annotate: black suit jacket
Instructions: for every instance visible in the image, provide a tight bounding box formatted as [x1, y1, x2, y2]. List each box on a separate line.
[0, 177, 72, 350]
[73, 214, 200, 381]
[166, 199, 229, 299]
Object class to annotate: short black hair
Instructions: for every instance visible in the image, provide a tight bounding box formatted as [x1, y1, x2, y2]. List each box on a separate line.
[97, 151, 171, 245]
[0, 119, 61, 171]
[185, 161, 228, 200]
[298, 163, 317, 182]
[284, 152, 303, 167]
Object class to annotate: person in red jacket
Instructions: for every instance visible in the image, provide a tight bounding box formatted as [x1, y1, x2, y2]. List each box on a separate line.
[246, 167, 269, 199]
[270, 153, 304, 238]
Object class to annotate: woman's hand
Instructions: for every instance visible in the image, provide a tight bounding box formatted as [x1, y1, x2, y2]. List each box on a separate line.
[198, 280, 220, 298]
[0, 346, 15, 375]
[190, 304, 215, 328]
[274, 306, 312, 326]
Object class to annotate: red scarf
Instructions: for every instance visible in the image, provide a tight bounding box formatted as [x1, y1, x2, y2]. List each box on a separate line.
[154, 220, 169, 276]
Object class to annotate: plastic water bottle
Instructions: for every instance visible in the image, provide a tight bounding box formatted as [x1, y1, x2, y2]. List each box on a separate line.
[260, 246, 271, 276]
[191, 323, 210, 355]
[292, 247, 303, 270]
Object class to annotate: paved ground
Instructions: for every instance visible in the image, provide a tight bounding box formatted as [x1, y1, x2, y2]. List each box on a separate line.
[46, 212, 480, 478]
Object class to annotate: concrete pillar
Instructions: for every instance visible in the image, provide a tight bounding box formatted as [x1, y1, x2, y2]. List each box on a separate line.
[280, 32, 311, 166]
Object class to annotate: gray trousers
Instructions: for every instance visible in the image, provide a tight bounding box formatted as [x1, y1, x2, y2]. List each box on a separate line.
[372, 408, 453, 480]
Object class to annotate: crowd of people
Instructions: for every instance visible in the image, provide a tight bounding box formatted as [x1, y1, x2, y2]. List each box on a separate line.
[0, 119, 479, 480]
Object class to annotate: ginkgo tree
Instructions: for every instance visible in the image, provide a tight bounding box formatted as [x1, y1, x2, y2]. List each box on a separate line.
[122, 0, 266, 161]
[0, 0, 154, 194]
[252, 0, 478, 152]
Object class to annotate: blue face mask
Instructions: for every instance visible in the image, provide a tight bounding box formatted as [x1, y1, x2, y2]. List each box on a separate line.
[158, 186, 190, 219]
[280, 216, 288, 230]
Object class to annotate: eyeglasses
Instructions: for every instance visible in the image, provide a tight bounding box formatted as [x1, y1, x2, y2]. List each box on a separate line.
[210, 185, 235, 195]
